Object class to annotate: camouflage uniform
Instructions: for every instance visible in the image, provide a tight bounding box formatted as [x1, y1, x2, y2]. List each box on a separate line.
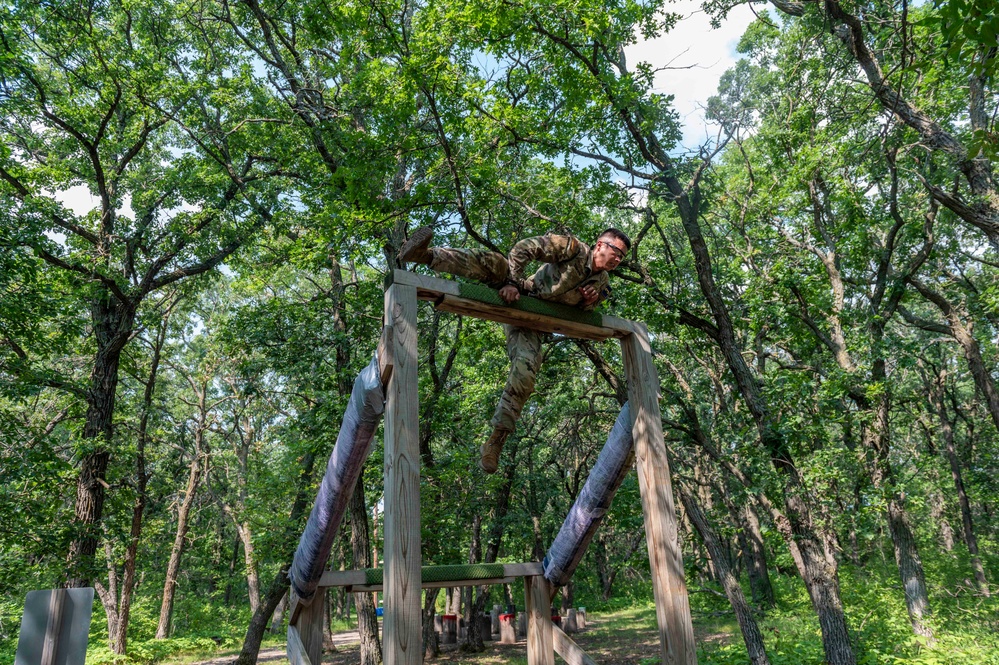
[428, 234, 611, 432]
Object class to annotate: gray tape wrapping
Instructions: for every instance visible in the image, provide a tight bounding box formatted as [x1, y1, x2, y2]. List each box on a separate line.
[289, 353, 385, 601]
[543, 402, 634, 587]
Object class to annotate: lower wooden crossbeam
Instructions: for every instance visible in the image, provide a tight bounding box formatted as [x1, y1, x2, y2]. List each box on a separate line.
[317, 562, 542, 592]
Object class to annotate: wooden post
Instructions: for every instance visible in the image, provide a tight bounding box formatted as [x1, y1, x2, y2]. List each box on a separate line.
[499, 613, 517, 643]
[622, 324, 697, 665]
[40, 588, 66, 665]
[292, 594, 324, 665]
[383, 283, 422, 665]
[524, 576, 554, 665]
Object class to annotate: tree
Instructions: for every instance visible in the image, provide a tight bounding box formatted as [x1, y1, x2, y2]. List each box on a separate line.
[0, 0, 284, 585]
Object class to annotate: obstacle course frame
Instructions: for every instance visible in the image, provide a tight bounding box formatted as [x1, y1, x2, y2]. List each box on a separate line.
[286, 269, 696, 665]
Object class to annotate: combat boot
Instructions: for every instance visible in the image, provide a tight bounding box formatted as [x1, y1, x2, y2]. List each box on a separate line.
[479, 428, 510, 474]
[398, 226, 434, 265]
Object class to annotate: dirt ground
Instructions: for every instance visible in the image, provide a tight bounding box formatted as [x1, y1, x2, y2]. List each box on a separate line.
[222, 613, 732, 665]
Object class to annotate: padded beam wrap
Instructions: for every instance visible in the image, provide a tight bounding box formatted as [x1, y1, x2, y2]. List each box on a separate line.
[289, 353, 385, 602]
[543, 402, 634, 587]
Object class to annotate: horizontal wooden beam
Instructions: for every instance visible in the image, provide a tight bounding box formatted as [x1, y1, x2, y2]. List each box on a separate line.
[346, 577, 516, 593]
[387, 270, 638, 341]
[318, 562, 543, 590]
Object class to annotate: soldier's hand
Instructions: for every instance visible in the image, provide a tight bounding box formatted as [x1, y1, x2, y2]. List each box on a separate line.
[499, 285, 520, 304]
[579, 285, 599, 306]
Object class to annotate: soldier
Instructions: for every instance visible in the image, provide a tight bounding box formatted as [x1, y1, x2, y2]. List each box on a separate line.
[398, 226, 631, 473]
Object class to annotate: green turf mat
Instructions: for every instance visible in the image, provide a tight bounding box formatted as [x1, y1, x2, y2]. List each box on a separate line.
[363, 563, 508, 586]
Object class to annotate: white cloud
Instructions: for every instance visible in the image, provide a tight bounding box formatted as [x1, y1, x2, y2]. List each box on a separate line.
[626, 0, 756, 149]
[52, 185, 135, 221]
[53, 185, 99, 218]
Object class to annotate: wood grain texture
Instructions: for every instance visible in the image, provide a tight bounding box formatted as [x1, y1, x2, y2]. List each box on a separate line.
[524, 576, 554, 665]
[378, 325, 394, 386]
[286, 624, 313, 665]
[40, 588, 66, 665]
[294, 592, 325, 665]
[317, 561, 541, 589]
[389, 270, 632, 340]
[552, 624, 597, 665]
[287, 591, 302, 626]
[622, 325, 697, 665]
[383, 284, 422, 665]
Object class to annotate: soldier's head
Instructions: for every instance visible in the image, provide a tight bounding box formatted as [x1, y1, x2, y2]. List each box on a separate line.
[592, 228, 631, 272]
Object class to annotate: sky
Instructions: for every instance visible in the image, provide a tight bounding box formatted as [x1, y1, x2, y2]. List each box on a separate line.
[55, 3, 757, 217]
[626, 0, 757, 150]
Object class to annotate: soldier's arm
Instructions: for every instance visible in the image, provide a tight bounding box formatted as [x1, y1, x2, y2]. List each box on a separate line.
[507, 235, 582, 288]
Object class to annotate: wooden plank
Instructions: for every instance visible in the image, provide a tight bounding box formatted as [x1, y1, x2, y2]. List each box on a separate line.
[346, 577, 515, 593]
[621, 324, 697, 665]
[294, 591, 325, 665]
[286, 624, 313, 665]
[318, 569, 369, 588]
[317, 561, 542, 588]
[435, 295, 616, 341]
[389, 270, 632, 340]
[287, 590, 303, 626]
[524, 576, 554, 665]
[40, 588, 66, 665]
[552, 624, 597, 665]
[388, 268, 461, 298]
[378, 324, 394, 386]
[383, 283, 422, 665]
[497, 562, 544, 577]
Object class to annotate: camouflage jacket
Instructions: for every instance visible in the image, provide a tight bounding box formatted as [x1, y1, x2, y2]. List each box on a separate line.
[508, 234, 610, 310]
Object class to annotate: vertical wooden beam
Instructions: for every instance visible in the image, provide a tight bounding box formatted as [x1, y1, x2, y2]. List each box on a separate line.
[40, 588, 66, 665]
[621, 325, 697, 665]
[294, 594, 324, 665]
[524, 576, 554, 665]
[383, 283, 422, 665]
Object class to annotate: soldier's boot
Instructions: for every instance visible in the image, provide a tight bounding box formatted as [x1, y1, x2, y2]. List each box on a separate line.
[398, 226, 434, 265]
[479, 427, 511, 474]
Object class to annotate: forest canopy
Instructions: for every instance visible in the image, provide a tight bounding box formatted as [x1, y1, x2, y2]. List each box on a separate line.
[1, 0, 997, 663]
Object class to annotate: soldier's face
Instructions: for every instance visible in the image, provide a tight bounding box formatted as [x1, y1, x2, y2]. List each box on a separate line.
[593, 238, 627, 271]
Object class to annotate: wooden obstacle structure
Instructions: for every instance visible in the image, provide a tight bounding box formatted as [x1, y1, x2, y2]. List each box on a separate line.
[286, 269, 697, 665]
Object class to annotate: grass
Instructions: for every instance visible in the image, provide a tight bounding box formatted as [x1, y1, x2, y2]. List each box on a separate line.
[4, 557, 997, 664]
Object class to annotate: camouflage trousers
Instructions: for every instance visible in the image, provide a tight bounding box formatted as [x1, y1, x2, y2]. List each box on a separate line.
[429, 246, 543, 432]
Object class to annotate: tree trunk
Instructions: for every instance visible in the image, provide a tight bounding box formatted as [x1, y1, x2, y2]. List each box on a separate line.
[740, 503, 775, 610]
[680, 485, 771, 665]
[349, 481, 382, 665]
[224, 534, 240, 606]
[929, 491, 955, 551]
[235, 571, 290, 665]
[910, 280, 999, 434]
[66, 296, 135, 588]
[97, 319, 165, 653]
[462, 514, 484, 652]
[234, 452, 317, 665]
[863, 382, 933, 639]
[670, 192, 858, 665]
[468, 439, 518, 647]
[236, 521, 261, 614]
[930, 375, 990, 595]
[156, 452, 206, 639]
[323, 591, 338, 653]
[423, 587, 442, 660]
[270, 591, 288, 633]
